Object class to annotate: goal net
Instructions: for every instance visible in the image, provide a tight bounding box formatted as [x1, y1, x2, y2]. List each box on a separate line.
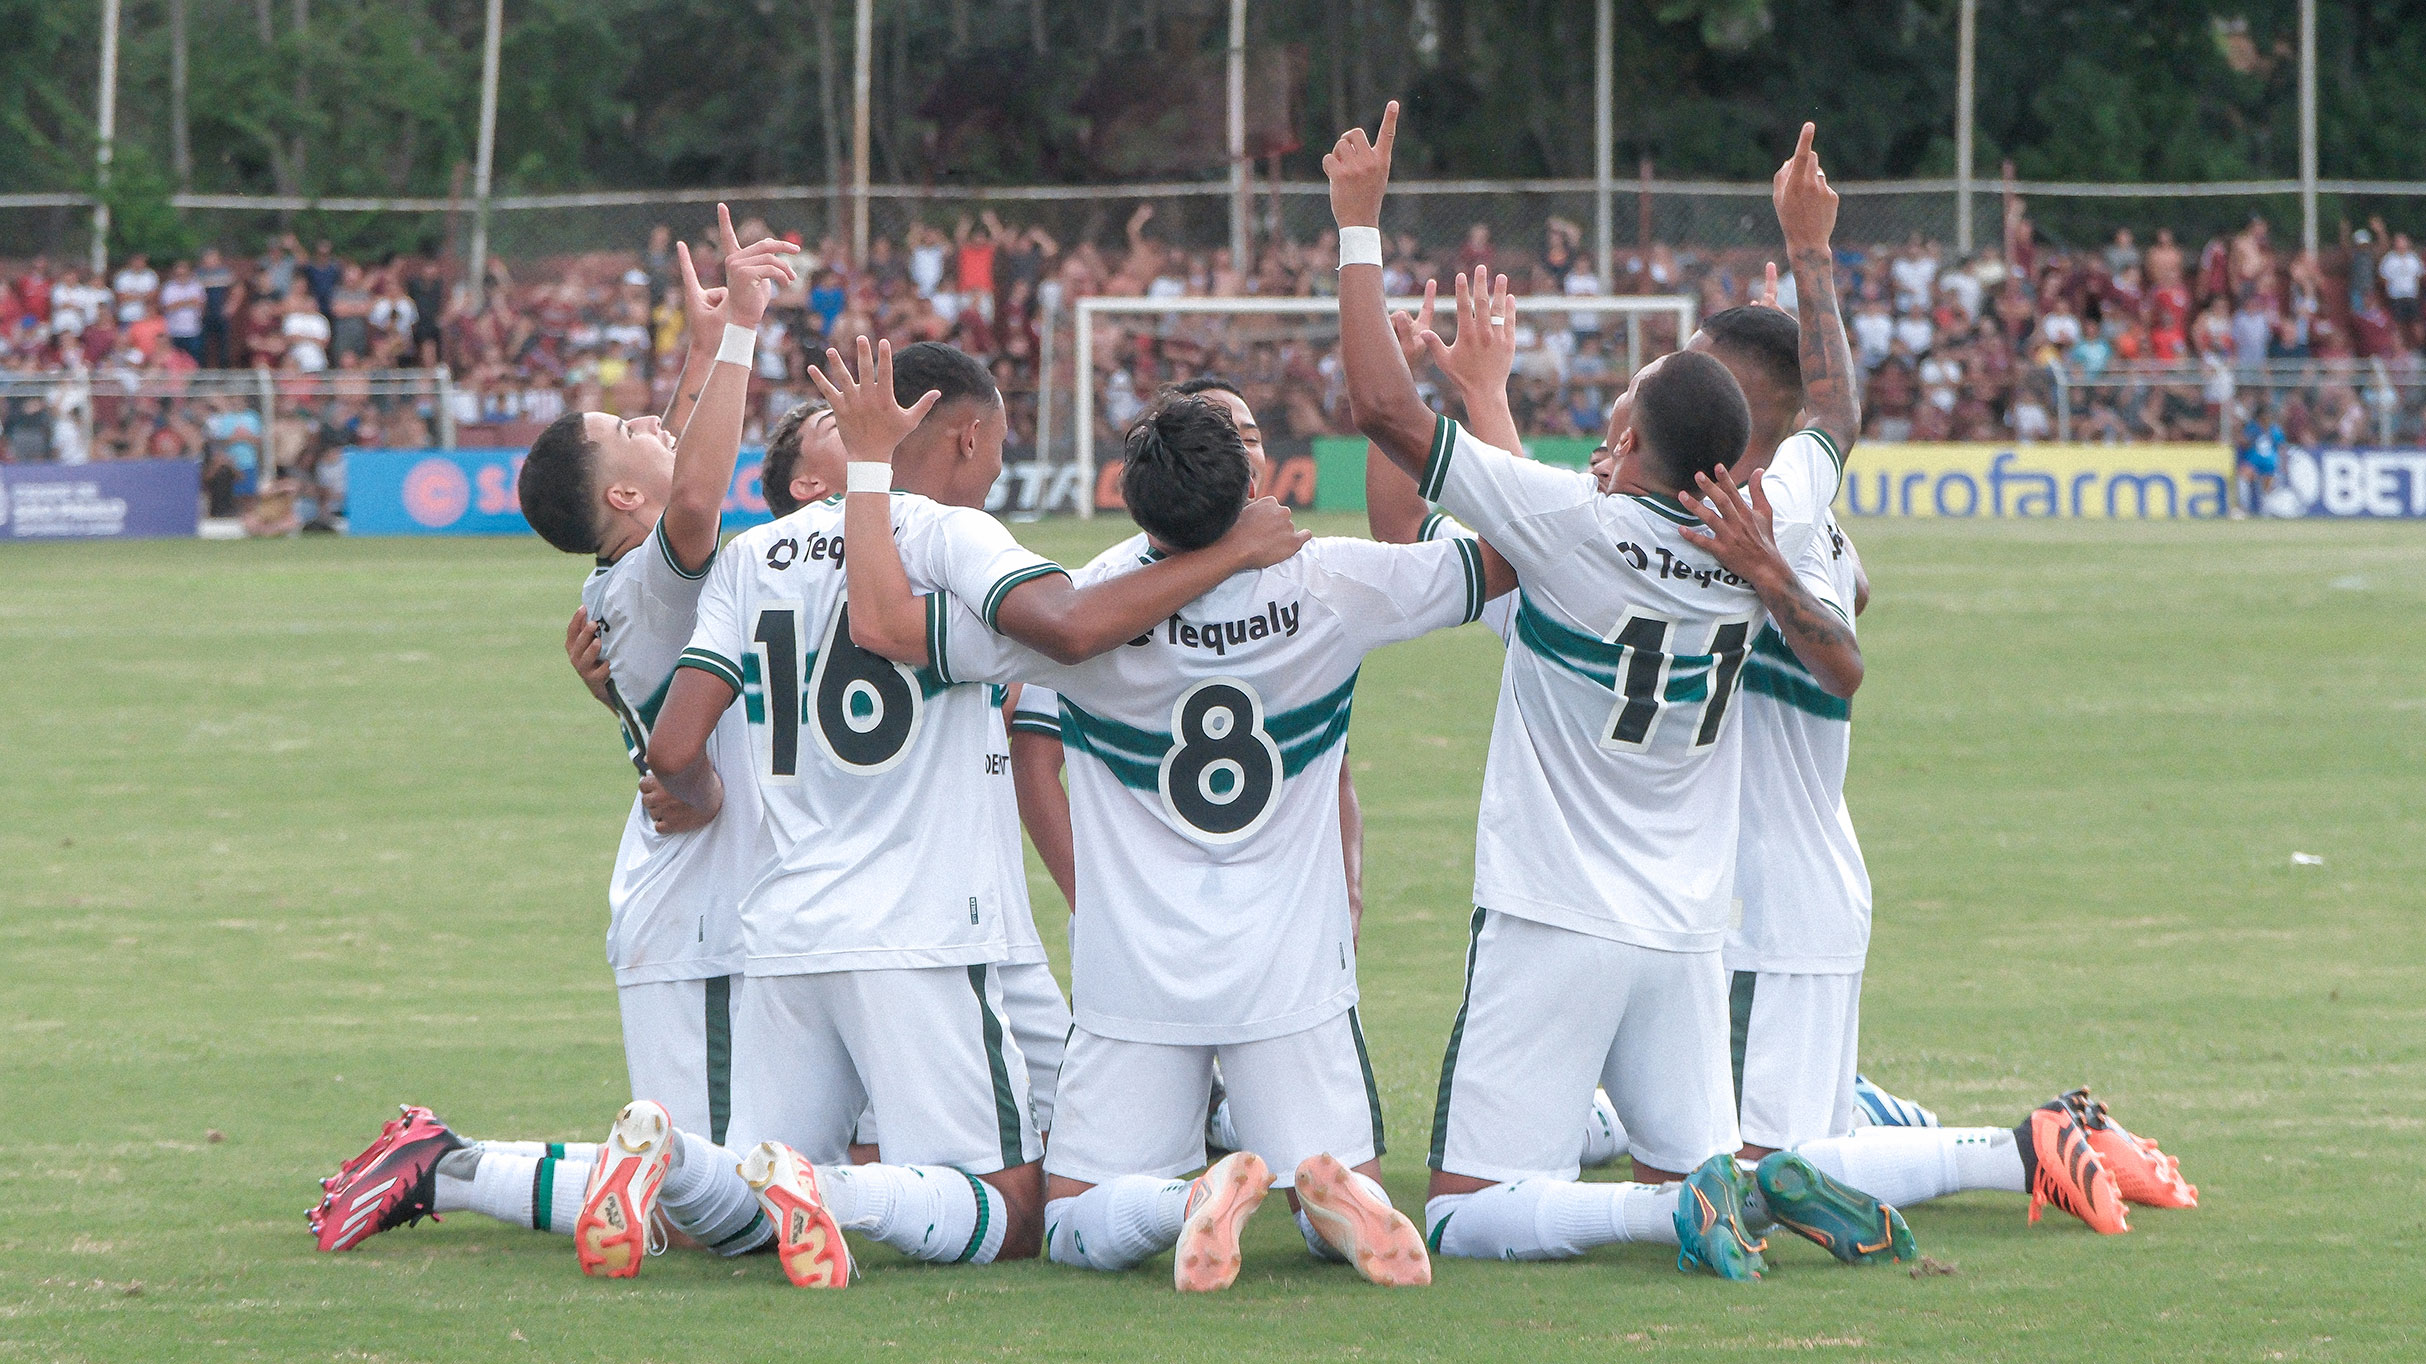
[1024, 293, 1698, 520]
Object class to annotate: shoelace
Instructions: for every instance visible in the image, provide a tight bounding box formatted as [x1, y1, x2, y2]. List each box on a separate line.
[644, 1204, 671, 1257]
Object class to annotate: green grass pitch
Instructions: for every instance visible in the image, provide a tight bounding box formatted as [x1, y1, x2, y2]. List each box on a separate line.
[4, 515, 2422, 1362]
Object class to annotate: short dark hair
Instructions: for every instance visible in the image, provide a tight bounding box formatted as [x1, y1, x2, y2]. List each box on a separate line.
[1633, 350, 1752, 489]
[1168, 374, 1243, 401]
[1122, 397, 1252, 552]
[761, 399, 828, 519]
[519, 411, 602, 554]
[1697, 305, 1802, 404]
[891, 341, 997, 417]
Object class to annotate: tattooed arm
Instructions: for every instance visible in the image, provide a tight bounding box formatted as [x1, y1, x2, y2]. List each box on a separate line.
[1773, 122, 1859, 459]
[1680, 465, 1863, 698]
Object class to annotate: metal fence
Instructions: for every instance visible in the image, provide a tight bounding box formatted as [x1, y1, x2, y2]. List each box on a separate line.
[2045, 356, 2426, 446]
[0, 366, 453, 484]
[12, 178, 2426, 269]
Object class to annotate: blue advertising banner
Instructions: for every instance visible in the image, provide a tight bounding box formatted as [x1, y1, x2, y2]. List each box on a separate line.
[0, 458, 200, 540]
[345, 448, 776, 536]
[2271, 447, 2426, 518]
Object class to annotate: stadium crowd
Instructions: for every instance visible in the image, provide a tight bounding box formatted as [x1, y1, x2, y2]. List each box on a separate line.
[4, 203, 2423, 509]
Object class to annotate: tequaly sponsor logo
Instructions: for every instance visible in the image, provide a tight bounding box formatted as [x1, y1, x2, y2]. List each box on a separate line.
[1147, 601, 1302, 656]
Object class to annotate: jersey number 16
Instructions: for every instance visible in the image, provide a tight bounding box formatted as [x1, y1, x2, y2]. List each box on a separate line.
[751, 603, 925, 780]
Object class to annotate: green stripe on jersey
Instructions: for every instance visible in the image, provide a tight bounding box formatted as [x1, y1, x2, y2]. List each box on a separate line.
[1451, 537, 1485, 624]
[981, 563, 1068, 629]
[1513, 595, 1718, 698]
[1742, 657, 1851, 720]
[1058, 671, 1359, 792]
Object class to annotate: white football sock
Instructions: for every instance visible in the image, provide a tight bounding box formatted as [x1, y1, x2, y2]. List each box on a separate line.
[430, 1151, 585, 1235]
[1046, 1176, 1193, 1272]
[658, 1130, 770, 1255]
[1794, 1127, 2025, 1208]
[1207, 1099, 1241, 1152]
[471, 1139, 601, 1164]
[1423, 1179, 1678, 1261]
[819, 1164, 1007, 1264]
[1580, 1089, 1630, 1168]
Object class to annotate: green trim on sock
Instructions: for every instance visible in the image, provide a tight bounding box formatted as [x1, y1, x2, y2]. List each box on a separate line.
[532, 1157, 556, 1233]
[955, 1170, 994, 1263]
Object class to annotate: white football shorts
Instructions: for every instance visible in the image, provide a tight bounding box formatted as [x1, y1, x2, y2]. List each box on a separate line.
[1730, 969, 1861, 1151]
[1430, 908, 1739, 1182]
[854, 959, 1071, 1150]
[725, 964, 1042, 1174]
[618, 975, 738, 1144]
[1046, 1008, 1383, 1191]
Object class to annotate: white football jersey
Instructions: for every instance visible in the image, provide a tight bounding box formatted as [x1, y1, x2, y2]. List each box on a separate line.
[580, 517, 760, 986]
[1416, 416, 1835, 951]
[1726, 512, 1869, 974]
[942, 531, 1489, 1045]
[1420, 510, 1514, 642]
[678, 494, 1063, 976]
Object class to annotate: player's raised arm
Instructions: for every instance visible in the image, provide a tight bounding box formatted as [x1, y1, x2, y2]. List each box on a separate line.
[1774, 124, 1859, 461]
[1681, 465, 1862, 697]
[661, 204, 801, 572]
[813, 337, 944, 662]
[1328, 103, 1436, 479]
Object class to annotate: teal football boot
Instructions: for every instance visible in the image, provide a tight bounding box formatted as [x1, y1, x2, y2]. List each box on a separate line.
[1673, 1154, 1767, 1281]
[1754, 1150, 1918, 1265]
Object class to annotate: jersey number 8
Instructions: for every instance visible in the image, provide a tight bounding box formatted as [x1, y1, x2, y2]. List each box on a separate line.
[1158, 678, 1282, 844]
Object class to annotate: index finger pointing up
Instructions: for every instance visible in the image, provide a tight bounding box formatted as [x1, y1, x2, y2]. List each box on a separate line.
[717, 202, 741, 258]
[1795, 121, 1816, 163]
[1376, 100, 1400, 158]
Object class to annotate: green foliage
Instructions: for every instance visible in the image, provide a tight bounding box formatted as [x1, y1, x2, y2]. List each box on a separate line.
[0, 0, 2422, 229]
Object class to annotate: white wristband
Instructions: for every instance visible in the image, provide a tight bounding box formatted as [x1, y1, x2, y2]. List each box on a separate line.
[846, 462, 892, 495]
[715, 323, 757, 367]
[1337, 226, 1383, 270]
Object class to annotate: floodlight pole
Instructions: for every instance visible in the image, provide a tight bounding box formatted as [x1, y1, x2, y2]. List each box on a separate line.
[1595, 0, 1613, 287]
[1228, 0, 1248, 267]
[1955, 0, 1975, 256]
[467, 0, 503, 312]
[2298, 0, 2317, 253]
[92, 0, 122, 274]
[852, 0, 872, 267]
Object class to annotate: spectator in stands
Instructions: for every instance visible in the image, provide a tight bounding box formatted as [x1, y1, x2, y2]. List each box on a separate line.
[112, 253, 160, 324]
[281, 282, 331, 372]
[2380, 232, 2422, 346]
[160, 260, 206, 364]
[329, 264, 374, 365]
[303, 240, 342, 317]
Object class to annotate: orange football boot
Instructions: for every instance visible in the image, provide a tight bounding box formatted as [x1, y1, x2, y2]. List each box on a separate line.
[576, 1101, 673, 1277]
[2063, 1089, 2197, 1208]
[739, 1141, 853, 1288]
[1293, 1153, 1431, 1286]
[1174, 1151, 1272, 1291]
[2025, 1100, 2130, 1234]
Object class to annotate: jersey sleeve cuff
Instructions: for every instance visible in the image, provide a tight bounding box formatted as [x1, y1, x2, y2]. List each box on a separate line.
[675, 646, 745, 693]
[1009, 715, 1063, 739]
[925, 593, 954, 686]
[980, 562, 1070, 630]
[1416, 414, 1457, 502]
[655, 513, 719, 580]
[1452, 535, 1486, 625]
[1797, 426, 1846, 483]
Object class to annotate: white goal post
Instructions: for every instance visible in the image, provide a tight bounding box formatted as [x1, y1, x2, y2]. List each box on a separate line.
[1059, 293, 1698, 518]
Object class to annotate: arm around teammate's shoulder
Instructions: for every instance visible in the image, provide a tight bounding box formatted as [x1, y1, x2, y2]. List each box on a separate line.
[993, 498, 1308, 665]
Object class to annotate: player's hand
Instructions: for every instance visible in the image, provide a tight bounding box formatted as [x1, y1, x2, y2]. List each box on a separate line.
[1323, 100, 1398, 229]
[676, 242, 729, 356]
[1389, 277, 1439, 372]
[1773, 122, 1838, 252]
[709, 203, 802, 330]
[1420, 265, 1518, 399]
[808, 335, 939, 466]
[1677, 465, 1791, 590]
[565, 607, 613, 707]
[1217, 495, 1312, 570]
[640, 773, 716, 834]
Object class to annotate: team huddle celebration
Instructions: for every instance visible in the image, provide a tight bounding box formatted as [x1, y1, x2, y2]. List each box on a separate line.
[306, 112, 2199, 1292]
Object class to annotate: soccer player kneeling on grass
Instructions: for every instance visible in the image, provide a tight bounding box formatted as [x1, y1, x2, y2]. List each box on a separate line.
[309, 209, 800, 1256]
[827, 348, 1506, 1290]
[1330, 108, 1910, 1281]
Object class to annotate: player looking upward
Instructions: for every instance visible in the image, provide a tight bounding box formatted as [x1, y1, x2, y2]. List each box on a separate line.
[308, 208, 800, 1257]
[830, 346, 1508, 1291]
[1331, 105, 1894, 1281]
[614, 338, 1308, 1286]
